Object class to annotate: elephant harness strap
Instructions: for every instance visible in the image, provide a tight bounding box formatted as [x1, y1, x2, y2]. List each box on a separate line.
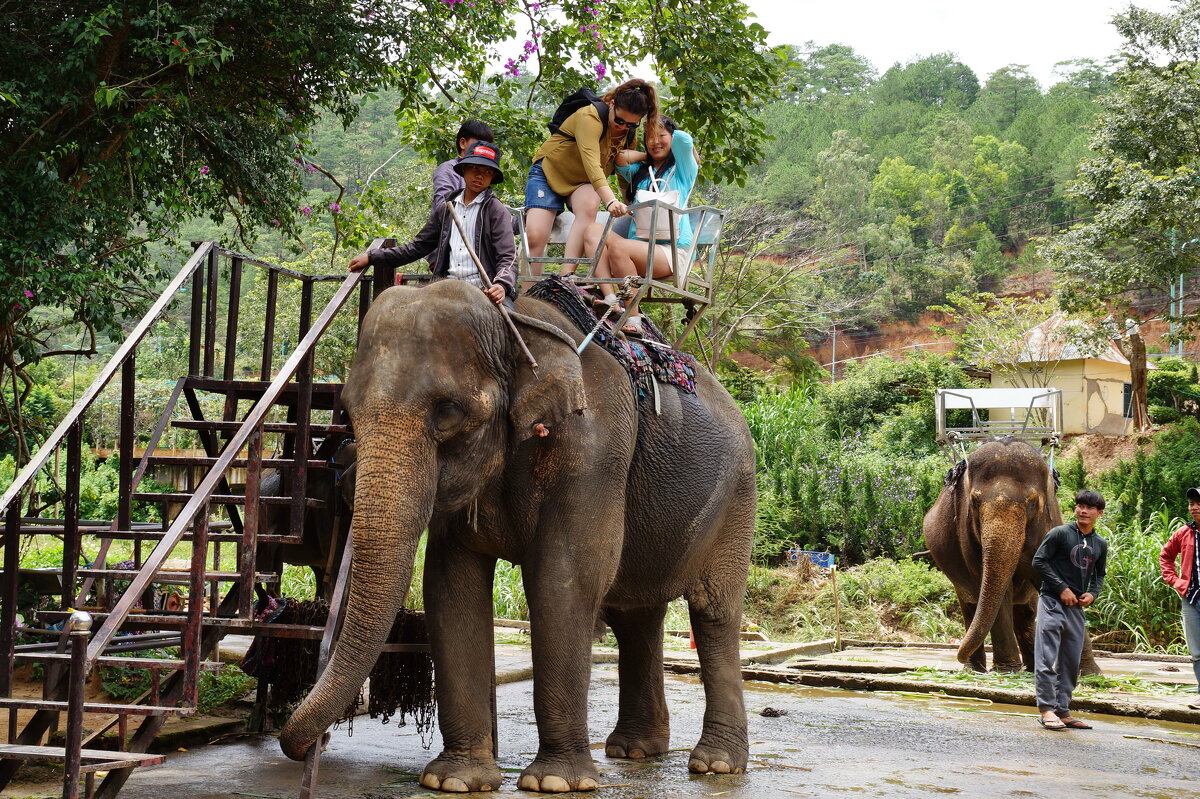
[526, 274, 697, 400]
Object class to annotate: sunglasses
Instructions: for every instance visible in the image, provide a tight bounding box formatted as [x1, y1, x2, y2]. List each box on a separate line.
[612, 114, 641, 130]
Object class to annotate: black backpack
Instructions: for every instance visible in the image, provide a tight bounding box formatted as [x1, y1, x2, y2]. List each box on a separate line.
[547, 87, 633, 147]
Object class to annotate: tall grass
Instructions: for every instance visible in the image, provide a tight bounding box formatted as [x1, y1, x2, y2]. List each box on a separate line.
[1088, 508, 1189, 653]
[742, 386, 946, 565]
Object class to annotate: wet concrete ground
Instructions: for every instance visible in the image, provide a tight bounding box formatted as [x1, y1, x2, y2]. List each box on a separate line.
[49, 663, 1200, 799]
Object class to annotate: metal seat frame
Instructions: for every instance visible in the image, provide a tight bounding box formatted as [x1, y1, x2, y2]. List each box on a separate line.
[513, 199, 725, 348]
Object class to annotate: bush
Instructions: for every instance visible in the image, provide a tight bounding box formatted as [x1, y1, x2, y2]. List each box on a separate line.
[1149, 405, 1181, 425]
[742, 383, 948, 565]
[1094, 418, 1200, 529]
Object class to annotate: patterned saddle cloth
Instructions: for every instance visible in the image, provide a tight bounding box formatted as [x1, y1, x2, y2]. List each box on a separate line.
[526, 275, 697, 398]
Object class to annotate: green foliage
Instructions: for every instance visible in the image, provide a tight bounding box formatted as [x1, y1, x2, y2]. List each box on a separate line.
[1087, 509, 1191, 653]
[743, 559, 962, 643]
[741, 354, 972, 566]
[1146, 358, 1200, 409]
[1092, 419, 1200, 529]
[1042, 1, 1200, 334]
[838, 557, 956, 610]
[821, 352, 976, 435]
[102, 654, 253, 713]
[1149, 405, 1182, 425]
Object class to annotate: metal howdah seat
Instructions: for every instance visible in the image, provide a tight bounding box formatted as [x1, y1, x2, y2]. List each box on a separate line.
[514, 198, 726, 347]
[934, 387, 1064, 463]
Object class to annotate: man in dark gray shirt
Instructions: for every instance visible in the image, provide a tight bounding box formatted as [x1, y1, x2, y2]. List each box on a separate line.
[1032, 489, 1109, 731]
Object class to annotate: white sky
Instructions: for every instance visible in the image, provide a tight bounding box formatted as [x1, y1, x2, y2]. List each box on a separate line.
[741, 0, 1179, 87]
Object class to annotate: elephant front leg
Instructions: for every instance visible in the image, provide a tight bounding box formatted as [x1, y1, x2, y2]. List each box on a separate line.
[517, 553, 610, 793]
[421, 532, 502, 793]
[603, 604, 670, 759]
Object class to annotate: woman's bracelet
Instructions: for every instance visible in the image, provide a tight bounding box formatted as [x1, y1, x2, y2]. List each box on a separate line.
[606, 198, 618, 210]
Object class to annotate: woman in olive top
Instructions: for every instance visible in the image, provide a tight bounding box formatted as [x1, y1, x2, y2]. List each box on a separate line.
[524, 79, 659, 268]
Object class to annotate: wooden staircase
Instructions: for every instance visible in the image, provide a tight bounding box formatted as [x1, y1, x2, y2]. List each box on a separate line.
[0, 241, 410, 798]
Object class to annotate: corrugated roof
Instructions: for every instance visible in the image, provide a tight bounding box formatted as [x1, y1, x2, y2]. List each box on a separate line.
[999, 312, 1133, 366]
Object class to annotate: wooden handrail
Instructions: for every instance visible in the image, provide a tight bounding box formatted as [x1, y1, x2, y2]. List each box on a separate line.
[0, 243, 215, 516]
[85, 266, 368, 662]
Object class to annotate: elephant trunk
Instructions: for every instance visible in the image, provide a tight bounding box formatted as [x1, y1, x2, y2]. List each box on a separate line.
[279, 422, 435, 761]
[956, 500, 1025, 665]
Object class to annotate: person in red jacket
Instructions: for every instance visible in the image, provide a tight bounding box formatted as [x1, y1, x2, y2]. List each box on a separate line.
[1160, 487, 1200, 710]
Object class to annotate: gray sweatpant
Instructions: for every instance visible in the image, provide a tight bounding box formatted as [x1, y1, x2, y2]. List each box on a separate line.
[1034, 594, 1086, 714]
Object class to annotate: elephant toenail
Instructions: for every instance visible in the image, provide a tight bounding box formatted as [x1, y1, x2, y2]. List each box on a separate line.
[420, 773, 442, 790]
[712, 760, 731, 773]
[479, 784, 493, 792]
[577, 778, 598, 790]
[605, 745, 624, 758]
[628, 748, 645, 758]
[518, 775, 540, 791]
[441, 777, 469, 792]
[688, 758, 708, 773]
[542, 775, 571, 792]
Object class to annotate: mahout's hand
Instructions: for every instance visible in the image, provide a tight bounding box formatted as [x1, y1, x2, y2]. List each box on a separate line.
[1059, 587, 1078, 606]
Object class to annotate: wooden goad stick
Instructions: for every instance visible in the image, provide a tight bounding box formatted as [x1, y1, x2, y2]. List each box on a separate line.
[444, 201, 538, 370]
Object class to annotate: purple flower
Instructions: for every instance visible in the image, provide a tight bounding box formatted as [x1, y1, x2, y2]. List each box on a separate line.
[199, 165, 210, 175]
[272, 218, 280, 226]
[23, 289, 33, 298]
[300, 206, 312, 216]
[329, 203, 341, 213]
[594, 61, 606, 81]
[504, 58, 520, 77]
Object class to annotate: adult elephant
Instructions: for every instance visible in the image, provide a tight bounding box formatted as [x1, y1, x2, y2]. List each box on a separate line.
[924, 438, 1059, 672]
[923, 438, 1101, 674]
[279, 280, 757, 793]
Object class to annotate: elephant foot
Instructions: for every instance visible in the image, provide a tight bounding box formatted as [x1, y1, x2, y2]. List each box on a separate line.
[420, 749, 502, 793]
[961, 661, 987, 674]
[1080, 659, 1102, 677]
[688, 739, 747, 775]
[605, 728, 670, 759]
[516, 752, 600, 793]
[992, 661, 1023, 674]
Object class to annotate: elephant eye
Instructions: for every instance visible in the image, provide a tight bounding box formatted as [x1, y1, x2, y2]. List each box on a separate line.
[432, 401, 466, 436]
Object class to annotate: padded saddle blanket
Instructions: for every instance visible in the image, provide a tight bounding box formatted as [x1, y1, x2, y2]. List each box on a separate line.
[526, 275, 697, 397]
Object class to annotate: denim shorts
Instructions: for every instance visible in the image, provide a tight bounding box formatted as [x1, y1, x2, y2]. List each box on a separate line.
[524, 161, 569, 212]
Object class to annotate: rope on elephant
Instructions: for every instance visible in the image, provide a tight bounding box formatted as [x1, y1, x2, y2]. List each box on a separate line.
[526, 274, 696, 397]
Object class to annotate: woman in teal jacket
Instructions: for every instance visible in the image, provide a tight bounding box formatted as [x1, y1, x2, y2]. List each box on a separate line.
[583, 116, 698, 334]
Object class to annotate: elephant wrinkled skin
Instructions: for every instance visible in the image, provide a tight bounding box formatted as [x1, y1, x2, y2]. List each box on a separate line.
[278, 281, 757, 793]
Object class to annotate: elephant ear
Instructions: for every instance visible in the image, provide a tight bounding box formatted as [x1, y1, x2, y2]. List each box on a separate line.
[508, 313, 588, 440]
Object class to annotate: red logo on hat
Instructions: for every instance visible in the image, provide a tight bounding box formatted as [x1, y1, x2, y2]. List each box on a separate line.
[475, 145, 497, 160]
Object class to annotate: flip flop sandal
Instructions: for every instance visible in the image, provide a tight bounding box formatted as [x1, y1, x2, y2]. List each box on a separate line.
[1038, 718, 1067, 731]
[1061, 719, 1092, 729]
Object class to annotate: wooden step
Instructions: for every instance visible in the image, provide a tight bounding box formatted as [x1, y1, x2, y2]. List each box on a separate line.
[184, 377, 344, 409]
[96, 530, 304, 544]
[171, 420, 349, 434]
[0, 743, 166, 772]
[0, 699, 193, 717]
[75, 568, 280, 585]
[13, 653, 225, 671]
[143, 455, 329, 469]
[131, 492, 325, 508]
[38, 610, 255, 630]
